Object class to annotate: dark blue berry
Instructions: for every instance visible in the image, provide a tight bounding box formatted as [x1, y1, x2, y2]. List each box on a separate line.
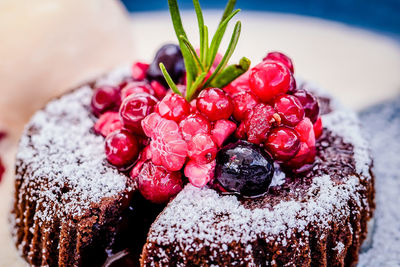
[146, 44, 185, 86]
[215, 141, 274, 197]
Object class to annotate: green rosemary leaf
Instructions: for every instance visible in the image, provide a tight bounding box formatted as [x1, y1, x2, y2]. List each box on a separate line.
[193, 0, 204, 61]
[219, 0, 237, 27]
[179, 35, 204, 72]
[204, 20, 241, 87]
[202, 25, 209, 64]
[159, 63, 182, 96]
[209, 57, 250, 88]
[206, 9, 240, 68]
[186, 72, 207, 101]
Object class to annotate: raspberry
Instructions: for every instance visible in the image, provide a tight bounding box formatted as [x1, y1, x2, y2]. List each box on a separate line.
[150, 80, 167, 100]
[179, 113, 211, 141]
[141, 112, 163, 138]
[187, 133, 217, 164]
[156, 93, 191, 122]
[137, 160, 183, 204]
[196, 88, 233, 121]
[245, 103, 279, 145]
[120, 82, 154, 100]
[184, 160, 216, 188]
[211, 119, 237, 147]
[263, 51, 294, 73]
[265, 126, 300, 162]
[131, 62, 149, 81]
[223, 71, 251, 97]
[94, 112, 122, 137]
[148, 118, 188, 171]
[232, 92, 259, 121]
[293, 89, 320, 123]
[189, 99, 198, 113]
[295, 117, 316, 148]
[91, 85, 120, 116]
[273, 94, 304, 127]
[313, 117, 323, 139]
[249, 60, 291, 103]
[105, 129, 139, 167]
[119, 93, 158, 135]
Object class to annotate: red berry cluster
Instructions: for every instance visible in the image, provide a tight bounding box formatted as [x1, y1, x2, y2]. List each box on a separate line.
[226, 52, 323, 171]
[91, 51, 323, 204]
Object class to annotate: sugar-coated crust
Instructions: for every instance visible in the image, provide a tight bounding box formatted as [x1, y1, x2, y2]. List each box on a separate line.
[11, 67, 375, 267]
[141, 85, 375, 266]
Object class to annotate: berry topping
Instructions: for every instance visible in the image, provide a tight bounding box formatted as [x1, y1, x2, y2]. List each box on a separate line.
[150, 80, 167, 100]
[273, 94, 304, 126]
[265, 126, 300, 162]
[156, 93, 191, 122]
[187, 133, 217, 164]
[293, 89, 320, 123]
[313, 117, 323, 139]
[196, 88, 233, 121]
[249, 60, 291, 103]
[223, 71, 251, 97]
[284, 142, 316, 171]
[120, 82, 155, 100]
[263, 51, 294, 73]
[179, 113, 211, 141]
[235, 122, 247, 140]
[105, 130, 139, 167]
[131, 62, 149, 81]
[215, 141, 274, 197]
[295, 117, 316, 148]
[91, 85, 120, 116]
[146, 117, 188, 171]
[232, 92, 259, 121]
[146, 44, 185, 86]
[119, 93, 158, 135]
[184, 160, 216, 188]
[130, 145, 152, 179]
[94, 112, 122, 137]
[137, 160, 183, 204]
[141, 112, 162, 138]
[211, 119, 237, 147]
[244, 103, 278, 145]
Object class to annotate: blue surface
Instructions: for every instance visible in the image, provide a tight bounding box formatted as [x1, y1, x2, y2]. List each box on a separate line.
[121, 0, 400, 38]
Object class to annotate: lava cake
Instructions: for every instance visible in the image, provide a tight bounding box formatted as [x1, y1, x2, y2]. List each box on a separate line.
[11, 0, 375, 266]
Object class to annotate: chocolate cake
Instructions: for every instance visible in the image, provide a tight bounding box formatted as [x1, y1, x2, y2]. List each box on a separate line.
[11, 66, 374, 266]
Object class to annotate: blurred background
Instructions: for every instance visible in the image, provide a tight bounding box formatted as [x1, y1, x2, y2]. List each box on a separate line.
[0, 0, 399, 266]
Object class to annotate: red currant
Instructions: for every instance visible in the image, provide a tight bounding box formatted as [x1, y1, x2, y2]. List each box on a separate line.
[265, 126, 300, 162]
[105, 129, 139, 167]
[263, 51, 294, 73]
[196, 88, 233, 121]
[91, 85, 120, 116]
[273, 94, 304, 127]
[293, 89, 320, 123]
[120, 82, 154, 100]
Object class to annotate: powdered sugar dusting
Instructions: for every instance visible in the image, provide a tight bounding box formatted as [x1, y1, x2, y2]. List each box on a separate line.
[16, 67, 132, 222]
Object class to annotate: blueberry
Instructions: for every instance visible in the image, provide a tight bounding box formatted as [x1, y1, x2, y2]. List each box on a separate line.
[215, 141, 274, 197]
[146, 44, 185, 86]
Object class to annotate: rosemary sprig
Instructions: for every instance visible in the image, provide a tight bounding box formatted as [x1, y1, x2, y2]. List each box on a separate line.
[164, 0, 250, 102]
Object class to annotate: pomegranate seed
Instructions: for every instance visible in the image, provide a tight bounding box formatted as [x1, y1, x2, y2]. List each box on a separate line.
[288, 74, 297, 93]
[196, 88, 233, 121]
[263, 51, 294, 73]
[314, 117, 323, 139]
[245, 103, 278, 145]
[184, 160, 216, 188]
[91, 85, 120, 116]
[150, 80, 167, 100]
[232, 92, 259, 121]
[131, 62, 149, 81]
[148, 118, 188, 171]
[94, 112, 122, 137]
[265, 126, 300, 162]
[179, 113, 211, 141]
[293, 89, 320, 123]
[284, 142, 316, 170]
[223, 71, 251, 97]
[295, 117, 316, 148]
[105, 129, 139, 167]
[187, 133, 217, 164]
[137, 160, 183, 204]
[249, 60, 291, 103]
[120, 82, 154, 100]
[119, 93, 158, 135]
[156, 93, 191, 122]
[211, 119, 237, 147]
[273, 94, 304, 127]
